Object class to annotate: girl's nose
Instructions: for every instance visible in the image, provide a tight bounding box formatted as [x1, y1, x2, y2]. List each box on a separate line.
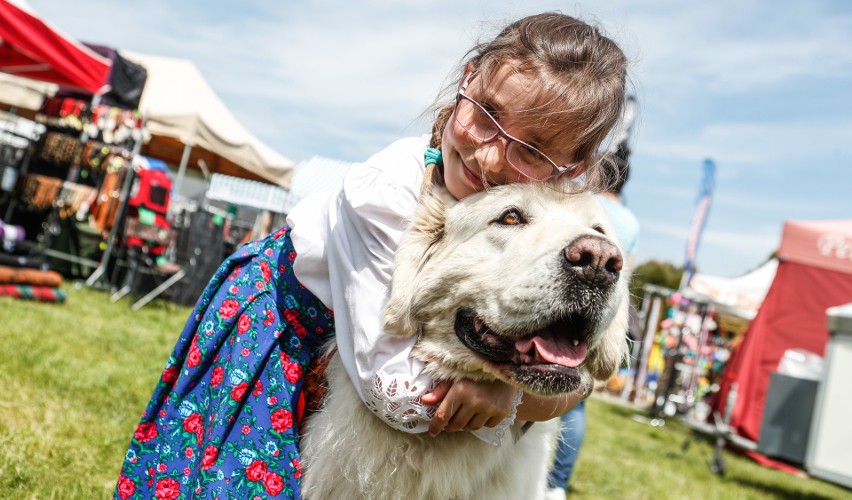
[473, 138, 509, 176]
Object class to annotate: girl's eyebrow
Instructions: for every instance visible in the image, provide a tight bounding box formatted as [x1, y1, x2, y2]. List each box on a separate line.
[481, 89, 549, 147]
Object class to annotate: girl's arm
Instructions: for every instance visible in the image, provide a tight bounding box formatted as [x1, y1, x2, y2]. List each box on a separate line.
[290, 137, 523, 441]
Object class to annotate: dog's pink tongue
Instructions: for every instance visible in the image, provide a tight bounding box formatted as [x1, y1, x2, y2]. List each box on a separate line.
[516, 334, 587, 368]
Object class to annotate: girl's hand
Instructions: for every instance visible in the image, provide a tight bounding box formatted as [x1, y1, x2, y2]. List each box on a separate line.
[422, 379, 518, 437]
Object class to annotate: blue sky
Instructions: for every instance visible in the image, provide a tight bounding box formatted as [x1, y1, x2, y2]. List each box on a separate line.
[28, 0, 852, 277]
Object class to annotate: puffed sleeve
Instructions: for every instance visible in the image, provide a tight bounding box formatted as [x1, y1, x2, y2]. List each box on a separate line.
[290, 137, 516, 443]
[290, 137, 435, 432]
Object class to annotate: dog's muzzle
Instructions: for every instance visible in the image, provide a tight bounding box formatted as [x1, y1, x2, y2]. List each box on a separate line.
[454, 308, 592, 395]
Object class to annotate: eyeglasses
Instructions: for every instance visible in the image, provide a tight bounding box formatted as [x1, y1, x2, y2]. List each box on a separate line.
[454, 74, 580, 181]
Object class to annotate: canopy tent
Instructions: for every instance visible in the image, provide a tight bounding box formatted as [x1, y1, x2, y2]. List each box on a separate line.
[684, 259, 777, 320]
[122, 51, 293, 189]
[0, 51, 293, 188]
[0, 0, 110, 94]
[713, 219, 852, 444]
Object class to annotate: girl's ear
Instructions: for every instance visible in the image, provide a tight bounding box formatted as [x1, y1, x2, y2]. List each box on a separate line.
[383, 186, 450, 337]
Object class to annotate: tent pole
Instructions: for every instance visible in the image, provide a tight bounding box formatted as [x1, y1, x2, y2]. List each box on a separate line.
[174, 143, 192, 196]
[85, 116, 146, 288]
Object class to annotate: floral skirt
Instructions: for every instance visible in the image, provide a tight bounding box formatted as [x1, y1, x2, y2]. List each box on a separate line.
[115, 226, 334, 499]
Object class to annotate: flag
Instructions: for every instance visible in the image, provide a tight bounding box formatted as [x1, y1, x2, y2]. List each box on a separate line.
[680, 159, 716, 289]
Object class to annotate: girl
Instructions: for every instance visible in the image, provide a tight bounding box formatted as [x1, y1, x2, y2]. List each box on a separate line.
[115, 12, 628, 500]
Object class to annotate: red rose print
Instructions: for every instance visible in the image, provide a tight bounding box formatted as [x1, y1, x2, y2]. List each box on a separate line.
[264, 471, 284, 496]
[117, 475, 136, 499]
[273, 226, 288, 239]
[187, 344, 201, 368]
[270, 408, 293, 433]
[242, 425, 251, 435]
[294, 323, 307, 339]
[241, 348, 250, 357]
[154, 477, 181, 500]
[267, 396, 278, 406]
[252, 380, 263, 396]
[284, 362, 303, 384]
[288, 251, 296, 262]
[263, 309, 275, 326]
[210, 365, 224, 387]
[183, 413, 203, 434]
[279, 352, 290, 364]
[245, 459, 268, 482]
[183, 467, 191, 476]
[265, 248, 274, 257]
[231, 381, 249, 401]
[292, 458, 302, 479]
[162, 365, 179, 385]
[229, 285, 239, 294]
[278, 264, 287, 274]
[185, 447, 194, 459]
[283, 309, 299, 324]
[157, 463, 167, 473]
[219, 299, 240, 319]
[255, 280, 264, 290]
[201, 446, 219, 470]
[237, 314, 252, 335]
[134, 422, 158, 442]
[260, 260, 272, 283]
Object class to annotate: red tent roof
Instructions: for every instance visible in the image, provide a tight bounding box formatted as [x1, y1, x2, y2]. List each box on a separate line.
[714, 219, 852, 444]
[0, 0, 110, 94]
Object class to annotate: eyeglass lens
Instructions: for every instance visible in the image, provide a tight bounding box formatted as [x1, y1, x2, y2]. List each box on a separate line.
[455, 97, 555, 180]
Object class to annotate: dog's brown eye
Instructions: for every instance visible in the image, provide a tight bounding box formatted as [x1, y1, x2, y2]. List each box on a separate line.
[498, 209, 525, 226]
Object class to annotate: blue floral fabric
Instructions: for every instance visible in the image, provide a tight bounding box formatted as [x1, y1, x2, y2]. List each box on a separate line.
[115, 226, 333, 499]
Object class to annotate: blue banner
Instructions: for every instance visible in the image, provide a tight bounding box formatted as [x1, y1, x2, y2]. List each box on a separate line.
[680, 159, 716, 289]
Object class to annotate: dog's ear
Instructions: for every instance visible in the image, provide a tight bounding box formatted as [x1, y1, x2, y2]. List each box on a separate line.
[383, 186, 451, 337]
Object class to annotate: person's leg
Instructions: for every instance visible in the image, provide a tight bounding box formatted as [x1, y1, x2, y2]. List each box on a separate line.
[547, 400, 587, 490]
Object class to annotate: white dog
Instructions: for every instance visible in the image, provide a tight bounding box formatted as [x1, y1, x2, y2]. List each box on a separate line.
[302, 180, 630, 499]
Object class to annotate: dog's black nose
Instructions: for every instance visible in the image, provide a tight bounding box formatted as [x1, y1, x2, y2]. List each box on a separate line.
[563, 235, 623, 286]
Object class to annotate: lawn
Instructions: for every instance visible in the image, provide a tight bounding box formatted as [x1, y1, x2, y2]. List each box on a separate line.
[1, 285, 849, 499]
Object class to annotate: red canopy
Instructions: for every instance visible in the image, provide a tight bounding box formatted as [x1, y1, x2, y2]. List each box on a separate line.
[0, 0, 110, 94]
[714, 219, 852, 442]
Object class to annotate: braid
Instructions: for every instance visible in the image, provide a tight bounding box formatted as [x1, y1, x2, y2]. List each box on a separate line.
[422, 104, 454, 193]
[430, 104, 454, 149]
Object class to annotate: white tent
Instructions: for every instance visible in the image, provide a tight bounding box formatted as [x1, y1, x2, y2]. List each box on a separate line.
[685, 259, 778, 319]
[0, 51, 294, 188]
[122, 51, 293, 189]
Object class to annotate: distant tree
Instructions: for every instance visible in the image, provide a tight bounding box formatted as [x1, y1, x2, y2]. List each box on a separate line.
[630, 260, 684, 304]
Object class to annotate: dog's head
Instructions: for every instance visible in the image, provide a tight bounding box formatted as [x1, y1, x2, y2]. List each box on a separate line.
[384, 181, 630, 396]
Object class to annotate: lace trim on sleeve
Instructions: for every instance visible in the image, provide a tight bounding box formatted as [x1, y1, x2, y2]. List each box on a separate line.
[361, 372, 435, 433]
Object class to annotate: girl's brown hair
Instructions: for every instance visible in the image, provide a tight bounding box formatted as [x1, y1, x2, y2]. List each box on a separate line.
[430, 12, 629, 186]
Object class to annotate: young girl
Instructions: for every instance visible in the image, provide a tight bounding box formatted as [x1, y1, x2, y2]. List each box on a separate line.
[115, 12, 628, 499]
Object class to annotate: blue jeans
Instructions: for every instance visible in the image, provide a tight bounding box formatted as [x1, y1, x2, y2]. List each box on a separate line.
[547, 400, 586, 489]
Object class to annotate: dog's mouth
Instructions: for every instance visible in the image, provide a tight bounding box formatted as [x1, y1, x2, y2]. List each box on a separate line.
[454, 307, 591, 395]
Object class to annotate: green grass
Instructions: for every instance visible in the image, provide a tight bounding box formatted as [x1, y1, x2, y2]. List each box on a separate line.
[0, 286, 849, 499]
[0, 285, 191, 499]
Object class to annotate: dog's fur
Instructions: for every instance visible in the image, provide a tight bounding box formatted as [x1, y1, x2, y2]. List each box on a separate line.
[302, 180, 630, 499]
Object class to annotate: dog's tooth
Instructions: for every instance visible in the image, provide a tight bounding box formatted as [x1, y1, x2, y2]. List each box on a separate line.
[572, 339, 579, 347]
[474, 317, 483, 333]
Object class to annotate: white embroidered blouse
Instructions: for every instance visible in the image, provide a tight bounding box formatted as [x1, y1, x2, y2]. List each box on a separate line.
[286, 135, 515, 445]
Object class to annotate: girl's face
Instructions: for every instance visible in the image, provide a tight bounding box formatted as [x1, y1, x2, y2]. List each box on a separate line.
[441, 64, 579, 200]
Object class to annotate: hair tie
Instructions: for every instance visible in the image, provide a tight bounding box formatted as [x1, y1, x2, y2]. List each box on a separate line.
[424, 147, 443, 167]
